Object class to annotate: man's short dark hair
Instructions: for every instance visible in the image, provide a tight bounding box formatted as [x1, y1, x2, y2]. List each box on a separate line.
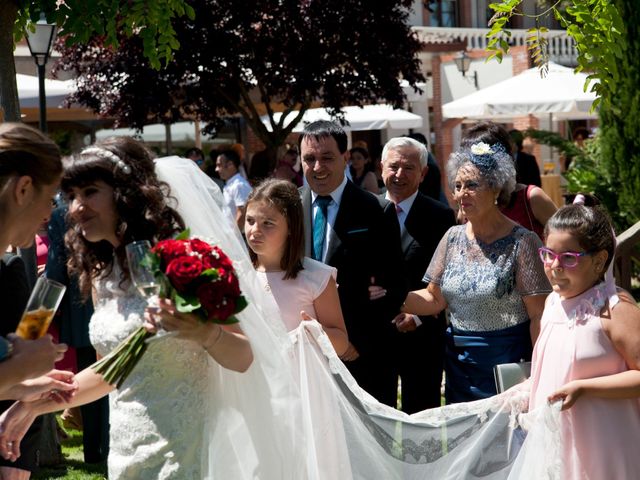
[185, 147, 204, 159]
[509, 129, 525, 150]
[407, 132, 429, 148]
[298, 120, 348, 154]
[218, 149, 241, 168]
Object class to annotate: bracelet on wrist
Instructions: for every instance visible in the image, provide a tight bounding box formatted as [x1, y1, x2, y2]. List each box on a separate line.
[203, 326, 224, 351]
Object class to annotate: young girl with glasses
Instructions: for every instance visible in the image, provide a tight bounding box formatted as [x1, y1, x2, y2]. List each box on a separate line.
[528, 193, 640, 479]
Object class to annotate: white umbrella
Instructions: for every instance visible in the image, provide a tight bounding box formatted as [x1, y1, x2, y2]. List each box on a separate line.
[261, 104, 423, 132]
[17, 73, 76, 108]
[95, 121, 199, 143]
[442, 63, 597, 120]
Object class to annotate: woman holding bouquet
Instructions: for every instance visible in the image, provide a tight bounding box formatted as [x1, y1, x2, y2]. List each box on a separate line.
[0, 138, 312, 480]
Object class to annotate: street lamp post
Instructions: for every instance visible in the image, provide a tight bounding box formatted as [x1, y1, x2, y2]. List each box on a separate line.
[25, 13, 57, 133]
[454, 51, 479, 90]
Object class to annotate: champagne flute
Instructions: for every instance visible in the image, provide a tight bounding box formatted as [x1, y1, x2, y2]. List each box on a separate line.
[15, 277, 67, 340]
[125, 240, 160, 304]
[126, 240, 175, 340]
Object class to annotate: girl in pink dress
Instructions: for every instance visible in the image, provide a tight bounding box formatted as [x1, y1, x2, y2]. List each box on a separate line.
[244, 178, 349, 356]
[529, 195, 640, 479]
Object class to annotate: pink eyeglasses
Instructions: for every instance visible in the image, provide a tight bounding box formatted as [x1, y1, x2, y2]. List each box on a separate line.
[538, 247, 594, 268]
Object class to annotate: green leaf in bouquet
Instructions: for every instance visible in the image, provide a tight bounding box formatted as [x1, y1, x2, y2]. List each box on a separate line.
[141, 251, 161, 272]
[156, 272, 173, 298]
[220, 314, 240, 325]
[200, 268, 221, 280]
[175, 228, 191, 240]
[173, 290, 202, 313]
[234, 295, 248, 314]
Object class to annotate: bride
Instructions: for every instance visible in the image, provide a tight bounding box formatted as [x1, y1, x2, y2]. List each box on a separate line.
[0, 136, 563, 479]
[0, 137, 307, 479]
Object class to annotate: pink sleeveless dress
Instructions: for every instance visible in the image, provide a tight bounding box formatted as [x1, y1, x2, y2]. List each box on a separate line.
[529, 282, 640, 479]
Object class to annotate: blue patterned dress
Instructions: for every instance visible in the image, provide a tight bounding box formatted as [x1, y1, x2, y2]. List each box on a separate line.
[424, 225, 550, 403]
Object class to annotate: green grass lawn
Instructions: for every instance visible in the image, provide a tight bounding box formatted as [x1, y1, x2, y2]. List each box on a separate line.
[32, 426, 107, 480]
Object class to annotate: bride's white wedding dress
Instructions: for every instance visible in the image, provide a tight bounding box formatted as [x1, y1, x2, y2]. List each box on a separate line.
[89, 156, 564, 480]
[91, 262, 213, 479]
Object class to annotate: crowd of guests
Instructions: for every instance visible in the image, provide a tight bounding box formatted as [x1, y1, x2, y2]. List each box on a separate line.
[0, 119, 637, 479]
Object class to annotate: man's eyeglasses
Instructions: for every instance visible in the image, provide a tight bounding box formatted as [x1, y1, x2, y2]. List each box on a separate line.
[538, 247, 594, 268]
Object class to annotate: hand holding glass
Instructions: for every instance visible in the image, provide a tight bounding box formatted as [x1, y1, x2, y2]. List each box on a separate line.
[15, 277, 67, 340]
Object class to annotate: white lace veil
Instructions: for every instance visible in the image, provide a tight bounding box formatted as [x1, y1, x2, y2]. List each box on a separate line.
[155, 157, 308, 479]
[155, 156, 563, 479]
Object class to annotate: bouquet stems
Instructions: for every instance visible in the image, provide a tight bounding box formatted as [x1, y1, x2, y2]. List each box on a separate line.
[91, 327, 155, 388]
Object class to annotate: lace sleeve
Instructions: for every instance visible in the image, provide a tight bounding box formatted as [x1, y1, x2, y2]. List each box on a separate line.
[515, 230, 552, 296]
[422, 226, 455, 285]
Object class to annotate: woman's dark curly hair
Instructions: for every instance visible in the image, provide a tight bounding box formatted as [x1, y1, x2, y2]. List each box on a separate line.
[61, 137, 185, 298]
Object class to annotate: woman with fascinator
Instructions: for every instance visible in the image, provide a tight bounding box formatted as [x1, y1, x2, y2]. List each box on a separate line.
[396, 141, 551, 403]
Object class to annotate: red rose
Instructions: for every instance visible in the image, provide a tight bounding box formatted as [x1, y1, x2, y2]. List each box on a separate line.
[189, 238, 213, 256]
[203, 246, 234, 270]
[153, 239, 188, 266]
[219, 268, 241, 297]
[196, 281, 237, 321]
[165, 255, 204, 291]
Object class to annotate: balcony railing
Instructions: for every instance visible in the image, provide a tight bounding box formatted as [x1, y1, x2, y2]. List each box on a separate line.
[615, 221, 640, 293]
[412, 26, 578, 66]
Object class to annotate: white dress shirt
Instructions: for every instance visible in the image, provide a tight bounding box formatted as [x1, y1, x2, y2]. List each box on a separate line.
[223, 172, 252, 217]
[311, 175, 348, 262]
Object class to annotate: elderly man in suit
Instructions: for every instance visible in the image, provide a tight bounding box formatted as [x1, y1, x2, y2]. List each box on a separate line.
[381, 137, 456, 412]
[299, 120, 406, 407]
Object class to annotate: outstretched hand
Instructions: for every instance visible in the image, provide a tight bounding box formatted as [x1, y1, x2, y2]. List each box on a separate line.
[9, 334, 68, 380]
[548, 380, 584, 410]
[0, 401, 38, 462]
[13, 370, 77, 403]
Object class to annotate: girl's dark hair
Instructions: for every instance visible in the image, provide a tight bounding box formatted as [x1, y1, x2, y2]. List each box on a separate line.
[62, 137, 185, 297]
[545, 194, 615, 271]
[246, 178, 304, 280]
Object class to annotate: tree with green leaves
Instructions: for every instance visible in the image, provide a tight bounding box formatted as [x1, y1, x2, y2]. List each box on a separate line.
[487, 0, 639, 228]
[0, 0, 191, 122]
[53, 0, 425, 167]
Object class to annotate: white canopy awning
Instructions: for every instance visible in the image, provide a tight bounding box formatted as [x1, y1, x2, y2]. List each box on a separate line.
[95, 122, 199, 143]
[442, 63, 598, 120]
[261, 104, 423, 132]
[17, 73, 76, 108]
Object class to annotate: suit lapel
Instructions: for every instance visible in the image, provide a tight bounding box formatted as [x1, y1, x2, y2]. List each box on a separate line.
[301, 187, 313, 257]
[325, 183, 354, 262]
[400, 226, 415, 255]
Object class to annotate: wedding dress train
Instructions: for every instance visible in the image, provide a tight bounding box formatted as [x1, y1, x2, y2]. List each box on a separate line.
[148, 156, 563, 479]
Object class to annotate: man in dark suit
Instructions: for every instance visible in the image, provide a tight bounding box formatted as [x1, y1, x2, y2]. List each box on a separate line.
[299, 121, 406, 407]
[381, 137, 456, 413]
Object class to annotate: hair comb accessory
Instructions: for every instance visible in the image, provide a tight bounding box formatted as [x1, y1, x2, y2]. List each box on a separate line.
[468, 142, 507, 172]
[82, 147, 132, 175]
[573, 194, 586, 205]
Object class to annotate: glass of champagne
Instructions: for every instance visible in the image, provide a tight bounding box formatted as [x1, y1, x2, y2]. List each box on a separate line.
[15, 277, 67, 340]
[126, 240, 173, 340]
[125, 240, 160, 303]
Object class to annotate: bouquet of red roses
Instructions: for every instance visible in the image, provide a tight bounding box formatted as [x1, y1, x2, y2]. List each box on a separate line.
[93, 231, 247, 387]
